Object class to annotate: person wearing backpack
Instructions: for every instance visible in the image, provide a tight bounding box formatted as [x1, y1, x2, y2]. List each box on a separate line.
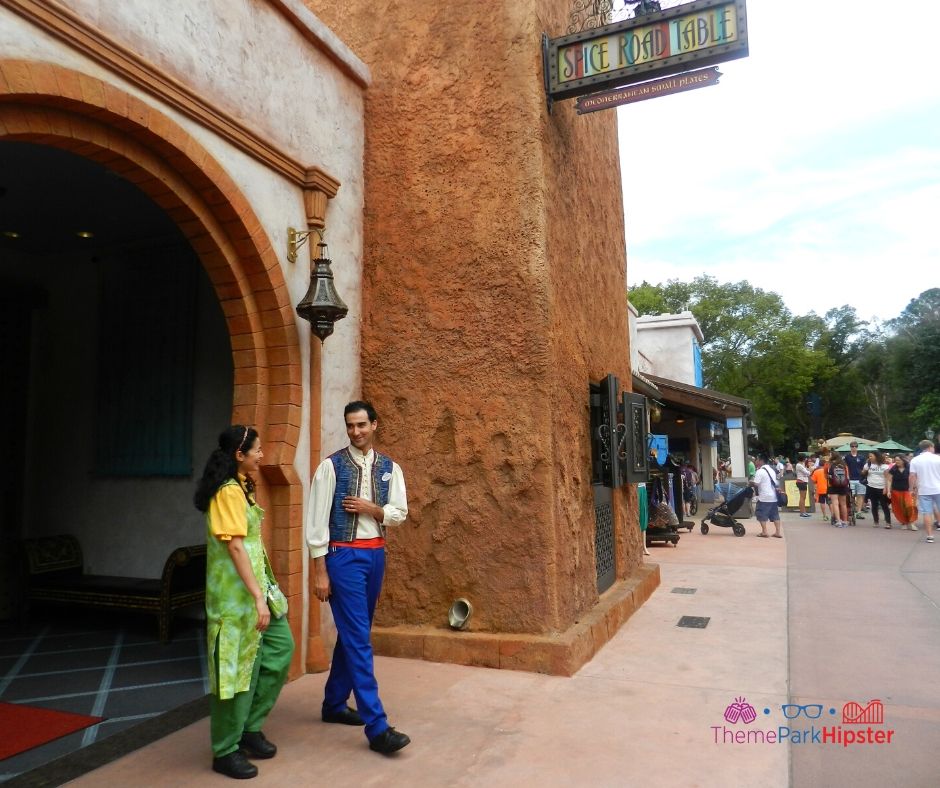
[828, 455, 851, 527]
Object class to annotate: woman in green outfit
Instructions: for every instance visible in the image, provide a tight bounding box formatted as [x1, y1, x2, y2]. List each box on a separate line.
[194, 425, 294, 780]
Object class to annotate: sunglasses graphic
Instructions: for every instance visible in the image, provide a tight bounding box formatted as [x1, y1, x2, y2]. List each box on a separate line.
[781, 704, 823, 719]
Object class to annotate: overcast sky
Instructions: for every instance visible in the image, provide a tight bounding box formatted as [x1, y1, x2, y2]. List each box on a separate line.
[617, 0, 939, 325]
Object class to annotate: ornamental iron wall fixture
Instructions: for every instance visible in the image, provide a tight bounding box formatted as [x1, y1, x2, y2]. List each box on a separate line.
[295, 233, 349, 343]
[567, 0, 616, 34]
[593, 373, 623, 488]
[566, 1, 669, 34]
[591, 376, 650, 487]
[621, 391, 651, 483]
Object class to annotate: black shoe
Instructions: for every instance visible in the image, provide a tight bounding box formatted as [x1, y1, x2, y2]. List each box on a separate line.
[368, 727, 411, 755]
[322, 705, 366, 726]
[239, 731, 277, 759]
[212, 751, 258, 779]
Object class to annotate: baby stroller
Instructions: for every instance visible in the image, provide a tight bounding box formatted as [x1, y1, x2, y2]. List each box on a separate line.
[700, 483, 753, 536]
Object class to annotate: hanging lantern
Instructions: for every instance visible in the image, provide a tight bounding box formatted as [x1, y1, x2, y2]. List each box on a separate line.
[296, 241, 349, 342]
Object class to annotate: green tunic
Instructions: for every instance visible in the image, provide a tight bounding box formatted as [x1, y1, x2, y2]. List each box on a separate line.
[206, 478, 267, 700]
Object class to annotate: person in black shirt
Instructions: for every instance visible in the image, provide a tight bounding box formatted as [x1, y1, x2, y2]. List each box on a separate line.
[843, 442, 867, 517]
[886, 454, 917, 530]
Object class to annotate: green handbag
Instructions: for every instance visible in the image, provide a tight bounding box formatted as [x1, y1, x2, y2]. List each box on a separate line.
[262, 549, 288, 619]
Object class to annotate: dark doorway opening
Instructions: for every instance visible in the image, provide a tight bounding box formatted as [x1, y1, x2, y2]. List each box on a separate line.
[0, 141, 232, 781]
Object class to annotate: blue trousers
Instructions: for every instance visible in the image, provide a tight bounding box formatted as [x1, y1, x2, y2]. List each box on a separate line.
[323, 547, 388, 739]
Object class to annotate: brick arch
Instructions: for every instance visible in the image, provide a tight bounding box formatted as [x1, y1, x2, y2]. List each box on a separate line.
[0, 60, 306, 673]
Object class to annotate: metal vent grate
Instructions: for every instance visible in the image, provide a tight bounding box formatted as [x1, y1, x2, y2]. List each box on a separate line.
[671, 587, 697, 594]
[595, 501, 615, 593]
[677, 616, 710, 628]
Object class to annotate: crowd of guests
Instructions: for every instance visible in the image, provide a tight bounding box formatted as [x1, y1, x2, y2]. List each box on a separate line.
[751, 440, 940, 542]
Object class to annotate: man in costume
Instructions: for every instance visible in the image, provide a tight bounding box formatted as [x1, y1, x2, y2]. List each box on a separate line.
[306, 401, 411, 754]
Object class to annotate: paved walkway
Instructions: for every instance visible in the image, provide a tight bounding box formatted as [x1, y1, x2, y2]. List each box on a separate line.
[787, 512, 940, 787]
[65, 510, 939, 787]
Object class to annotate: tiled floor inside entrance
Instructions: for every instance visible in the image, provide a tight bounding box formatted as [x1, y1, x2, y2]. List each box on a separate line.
[0, 611, 207, 783]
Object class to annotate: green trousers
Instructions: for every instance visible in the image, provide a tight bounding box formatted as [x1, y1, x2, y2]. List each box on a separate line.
[210, 616, 295, 758]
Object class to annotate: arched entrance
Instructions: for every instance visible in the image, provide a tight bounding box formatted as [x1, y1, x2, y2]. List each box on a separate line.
[0, 61, 306, 667]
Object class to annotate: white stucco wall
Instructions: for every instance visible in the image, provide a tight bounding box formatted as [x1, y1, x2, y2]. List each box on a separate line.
[55, 0, 368, 166]
[634, 312, 704, 386]
[627, 300, 640, 371]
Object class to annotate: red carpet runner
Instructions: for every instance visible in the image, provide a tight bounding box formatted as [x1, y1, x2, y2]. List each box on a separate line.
[0, 702, 103, 760]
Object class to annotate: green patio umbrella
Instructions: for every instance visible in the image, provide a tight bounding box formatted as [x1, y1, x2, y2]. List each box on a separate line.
[872, 439, 913, 453]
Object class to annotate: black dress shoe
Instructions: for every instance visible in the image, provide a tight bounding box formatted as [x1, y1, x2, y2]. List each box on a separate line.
[239, 730, 277, 759]
[368, 727, 411, 755]
[322, 706, 365, 726]
[212, 751, 258, 779]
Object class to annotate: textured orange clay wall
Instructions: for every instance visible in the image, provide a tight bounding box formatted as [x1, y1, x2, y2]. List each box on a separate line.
[307, 0, 640, 635]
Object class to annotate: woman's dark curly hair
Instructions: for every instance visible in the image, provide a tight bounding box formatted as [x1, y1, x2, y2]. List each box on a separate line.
[193, 425, 258, 512]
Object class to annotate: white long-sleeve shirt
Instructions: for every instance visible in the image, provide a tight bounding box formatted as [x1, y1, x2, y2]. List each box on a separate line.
[306, 445, 408, 559]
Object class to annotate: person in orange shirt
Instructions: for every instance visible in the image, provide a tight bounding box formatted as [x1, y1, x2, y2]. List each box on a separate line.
[811, 459, 831, 522]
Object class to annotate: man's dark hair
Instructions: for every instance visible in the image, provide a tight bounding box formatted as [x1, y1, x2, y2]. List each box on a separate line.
[345, 400, 377, 422]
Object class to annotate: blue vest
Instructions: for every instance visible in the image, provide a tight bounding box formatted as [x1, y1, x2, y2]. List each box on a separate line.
[328, 448, 395, 543]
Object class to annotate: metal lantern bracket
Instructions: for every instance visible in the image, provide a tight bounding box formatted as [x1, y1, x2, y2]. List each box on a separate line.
[287, 226, 322, 264]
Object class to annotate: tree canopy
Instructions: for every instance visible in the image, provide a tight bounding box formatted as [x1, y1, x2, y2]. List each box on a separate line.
[630, 278, 940, 453]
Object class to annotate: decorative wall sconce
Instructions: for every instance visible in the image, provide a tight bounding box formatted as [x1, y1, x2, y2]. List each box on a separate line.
[292, 227, 349, 343]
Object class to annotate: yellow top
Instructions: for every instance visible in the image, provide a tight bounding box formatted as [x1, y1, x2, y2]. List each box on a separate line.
[208, 474, 251, 541]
